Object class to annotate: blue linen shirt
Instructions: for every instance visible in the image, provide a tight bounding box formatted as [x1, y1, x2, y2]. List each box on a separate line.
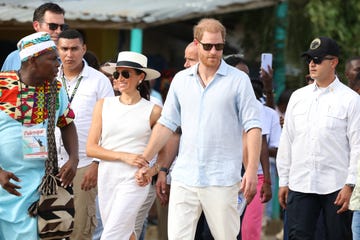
[159, 60, 261, 187]
[1, 50, 21, 71]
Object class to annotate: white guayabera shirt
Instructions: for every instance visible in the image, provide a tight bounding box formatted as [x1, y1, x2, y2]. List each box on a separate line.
[277, 78, 360, 194]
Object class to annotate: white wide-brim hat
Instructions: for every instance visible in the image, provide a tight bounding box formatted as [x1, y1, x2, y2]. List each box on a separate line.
[102, 51, 160, 80]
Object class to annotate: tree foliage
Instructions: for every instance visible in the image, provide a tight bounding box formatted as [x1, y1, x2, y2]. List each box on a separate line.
[284, 0, 360, 88]
[306, 0, 360, 76]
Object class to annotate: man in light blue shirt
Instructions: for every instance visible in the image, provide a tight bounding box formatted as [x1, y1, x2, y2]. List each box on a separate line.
[1, 3, 67, 71]
[138, 18, 262, 239]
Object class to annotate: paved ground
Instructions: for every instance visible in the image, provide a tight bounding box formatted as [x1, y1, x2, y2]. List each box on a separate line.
[144, 219, 283, 240]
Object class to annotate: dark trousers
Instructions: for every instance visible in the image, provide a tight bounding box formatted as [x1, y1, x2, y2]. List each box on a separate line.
[286, 190, 352, 240]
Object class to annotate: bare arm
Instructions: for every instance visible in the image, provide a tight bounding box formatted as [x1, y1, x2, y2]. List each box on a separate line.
[58, 122, 79, 187]
[135, 123, 175, 186]
[86, 99, 148, 167]
[261, 67, 275, 109]
[155, 133, 180, 205]
[240, 127, 261, 203]
[259, 135, 272, 203]
[269, 147, 278, 158]
[143, 123, 174, 162]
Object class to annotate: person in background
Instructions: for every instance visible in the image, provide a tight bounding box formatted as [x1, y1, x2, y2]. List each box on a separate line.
[345, 56, 360, 89]
[184, 42, 199, 68]
[260, 66, 275, 109]
[277, 36, 360, 240]
[0, 32, 78, 239]
[241, 78, 280, 240]
[56, 29, 114, 240]
[84, 50, 100, 70]
[273, 89, 294, 240]
[2, 2, 67, 71]
[275, 89, 293, 128]
[100, 61, 120, 96]
[305, 74, 315, 85]
[86, 51, 162, 240]
[224, 54, 250, 74]
[349, 72, 360, 239]
[136, 18, 262, 239]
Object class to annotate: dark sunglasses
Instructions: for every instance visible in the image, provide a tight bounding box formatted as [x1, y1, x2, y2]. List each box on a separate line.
[305, 56, 334, 65]
[196, 39, 225, 51]
[113, 70, 130, 79]
[44, 22, 69, 31]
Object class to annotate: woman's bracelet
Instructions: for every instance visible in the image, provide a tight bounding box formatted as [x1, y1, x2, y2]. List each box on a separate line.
[153, 163, 160, 175]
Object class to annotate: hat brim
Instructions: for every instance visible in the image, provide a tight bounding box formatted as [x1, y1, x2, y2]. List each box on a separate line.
[301, 50, 325, 58]
[101, 63, 160, 80]
[301, 51, 323, 58]
[100, 63, 116, 75]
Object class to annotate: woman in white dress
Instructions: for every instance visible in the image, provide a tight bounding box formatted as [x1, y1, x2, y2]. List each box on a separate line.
[86, 51, 162, 240]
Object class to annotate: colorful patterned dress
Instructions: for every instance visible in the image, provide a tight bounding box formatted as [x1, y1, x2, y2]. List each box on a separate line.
[0, 71, 74, 240]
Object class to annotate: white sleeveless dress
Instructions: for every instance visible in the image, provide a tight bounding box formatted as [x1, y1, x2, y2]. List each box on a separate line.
[98, 97, 153, 240]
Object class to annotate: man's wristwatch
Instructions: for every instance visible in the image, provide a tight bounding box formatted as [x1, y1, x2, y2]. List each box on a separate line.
[159, 167, 169, 175]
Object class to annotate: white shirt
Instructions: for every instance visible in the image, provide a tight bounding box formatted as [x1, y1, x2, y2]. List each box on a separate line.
[263, 105, 281, 149]
[264, 104, 282, 166]
[257, 103, 282, 174]
[277, 78, 360, 194]
[56, 60, 115, 168]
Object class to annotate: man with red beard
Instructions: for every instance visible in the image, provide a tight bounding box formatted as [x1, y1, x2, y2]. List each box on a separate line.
[137, 18, 262, 239]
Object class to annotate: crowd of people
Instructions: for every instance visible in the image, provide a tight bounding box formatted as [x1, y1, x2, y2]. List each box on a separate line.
[1, 2, 360, 240]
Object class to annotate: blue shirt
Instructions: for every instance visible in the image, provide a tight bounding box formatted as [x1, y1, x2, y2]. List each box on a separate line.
[0, 74, 73, 239]
[159, 60, 261, 187]
[1, 50, 21, 71]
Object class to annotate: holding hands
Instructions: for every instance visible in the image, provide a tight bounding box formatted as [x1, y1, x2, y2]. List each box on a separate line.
[135, 166, 153, 186]
[125, 153, 149, 168]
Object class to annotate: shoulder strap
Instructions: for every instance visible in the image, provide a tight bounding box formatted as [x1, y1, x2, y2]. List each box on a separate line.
[39, 79, 59, 195]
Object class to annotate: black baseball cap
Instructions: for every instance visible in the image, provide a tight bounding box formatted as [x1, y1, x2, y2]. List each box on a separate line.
[301, 36, 340, 58]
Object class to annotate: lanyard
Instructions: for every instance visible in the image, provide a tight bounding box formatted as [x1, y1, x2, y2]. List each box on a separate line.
[62, 74, 83, 103]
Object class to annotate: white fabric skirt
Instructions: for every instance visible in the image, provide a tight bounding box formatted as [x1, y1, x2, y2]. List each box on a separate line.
[98, 160, 149, 240]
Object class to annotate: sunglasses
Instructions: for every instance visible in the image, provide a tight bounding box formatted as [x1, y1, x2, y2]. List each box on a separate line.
[305, 56, 334, 65]
[113, 70, 130, 79]
[44, 22, 69, 31]
[196, 39, 225, 51]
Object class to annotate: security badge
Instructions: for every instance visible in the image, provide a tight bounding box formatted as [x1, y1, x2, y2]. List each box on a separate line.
[310, 38, 321, 49]
[22, 124, 48, 160]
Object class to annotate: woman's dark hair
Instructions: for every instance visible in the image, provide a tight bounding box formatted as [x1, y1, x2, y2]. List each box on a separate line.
[84, 51, 100, 70]
[135, 69, 150, 100]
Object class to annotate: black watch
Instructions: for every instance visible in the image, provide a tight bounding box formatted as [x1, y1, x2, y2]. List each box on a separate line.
[159, 167, 169, 175]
